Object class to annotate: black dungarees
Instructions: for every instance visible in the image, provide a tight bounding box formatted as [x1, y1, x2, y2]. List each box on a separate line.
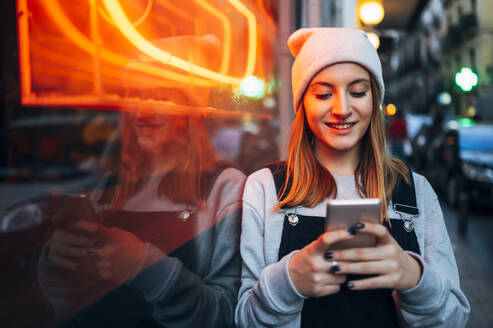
[268, 161, 420, 328]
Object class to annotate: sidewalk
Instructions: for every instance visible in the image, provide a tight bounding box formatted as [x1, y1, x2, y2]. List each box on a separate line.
[442, 202, 493, 328]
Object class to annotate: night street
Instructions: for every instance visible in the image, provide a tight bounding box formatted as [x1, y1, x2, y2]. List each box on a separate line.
[440, 199, 493, 327]
[2, 0, 492, 327]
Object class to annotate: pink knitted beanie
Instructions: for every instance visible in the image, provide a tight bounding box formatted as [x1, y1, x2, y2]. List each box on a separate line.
[287, 27, 385, 113]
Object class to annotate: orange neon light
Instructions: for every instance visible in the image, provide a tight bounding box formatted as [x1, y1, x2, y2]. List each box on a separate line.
[17, 0, 31, 100]
[98, 0, 154, 27]
[101, 0, 252, 85]
[89, 0, 103, 94]
[42, 0, 217, 87]
[30, 43, 181, 89]
[195, 0, 231, 74]
[155, 0, 194, 23]
[227, 0, 257, 78]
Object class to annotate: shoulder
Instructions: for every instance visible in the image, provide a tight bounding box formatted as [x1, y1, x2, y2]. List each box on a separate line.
[411, 171, 438, 201]
[208, 166, 247, 199]
[244, 167, 275, 195]
[202, 162, 246, 194]
[203, 165, 247, 216]
[243, 166, 280, 212]
[245, 161, 285, 193]
[215, 167, 247, 185]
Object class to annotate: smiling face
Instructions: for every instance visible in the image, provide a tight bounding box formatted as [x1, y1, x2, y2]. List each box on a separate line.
[303, 62, 374, 159]
[123, 87, 191, 155]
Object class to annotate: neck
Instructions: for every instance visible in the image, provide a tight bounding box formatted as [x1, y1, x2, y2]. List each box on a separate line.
[313, 141, 360, 175]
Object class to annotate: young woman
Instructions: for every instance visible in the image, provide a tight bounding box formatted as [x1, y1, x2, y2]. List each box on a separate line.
[37, 35, 245, 327]
[235, 28, 470, 327]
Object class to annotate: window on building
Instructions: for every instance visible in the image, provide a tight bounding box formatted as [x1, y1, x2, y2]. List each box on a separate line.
[469, 48, 477, 72]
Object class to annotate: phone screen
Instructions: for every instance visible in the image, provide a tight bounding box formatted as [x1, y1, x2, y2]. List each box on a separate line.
[325, 198, 381, 250]
[47, 193, 99, 225]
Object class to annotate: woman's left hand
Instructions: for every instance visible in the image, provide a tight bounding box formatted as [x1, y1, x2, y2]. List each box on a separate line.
[331, 221, 422, 291]
[71, 220, 148, 285]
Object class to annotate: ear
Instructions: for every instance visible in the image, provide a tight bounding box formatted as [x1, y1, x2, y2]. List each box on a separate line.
[287, 28, 316, 57]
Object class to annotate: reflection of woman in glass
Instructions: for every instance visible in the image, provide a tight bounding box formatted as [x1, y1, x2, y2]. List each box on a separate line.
[37, 35, 245, 327]
[235, 28, 469, 327]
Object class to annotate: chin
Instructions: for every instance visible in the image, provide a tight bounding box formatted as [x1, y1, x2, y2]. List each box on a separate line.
[329, 142, 359, 152]
[137, 139, 161, 153]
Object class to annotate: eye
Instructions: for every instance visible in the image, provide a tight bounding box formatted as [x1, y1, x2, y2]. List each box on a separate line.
[351, 91, 367, 98]
[315, 93, 332, 100]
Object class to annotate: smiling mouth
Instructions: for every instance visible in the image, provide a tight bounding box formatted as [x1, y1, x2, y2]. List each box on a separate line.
[325, 122, 356, 130]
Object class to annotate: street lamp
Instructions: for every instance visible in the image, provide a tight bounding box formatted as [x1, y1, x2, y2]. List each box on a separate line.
[359, 1, 385, 25]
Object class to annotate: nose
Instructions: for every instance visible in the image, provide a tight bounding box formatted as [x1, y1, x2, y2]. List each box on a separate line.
[331, 92, 352, 119]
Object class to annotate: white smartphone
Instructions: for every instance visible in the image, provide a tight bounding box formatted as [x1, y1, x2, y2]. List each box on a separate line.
[325, 198, 381, 250]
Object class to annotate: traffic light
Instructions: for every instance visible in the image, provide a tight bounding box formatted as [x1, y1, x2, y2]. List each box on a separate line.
[455, 67, 478, 92]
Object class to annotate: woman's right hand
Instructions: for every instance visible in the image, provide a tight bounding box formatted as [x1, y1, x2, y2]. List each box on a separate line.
[289, 229, 354, 297]
[45, 220, 99, 271]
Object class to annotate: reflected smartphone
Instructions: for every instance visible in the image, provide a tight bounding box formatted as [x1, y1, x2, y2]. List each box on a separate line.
[325, 198, 381, 250]
[48, 193, 100, 225]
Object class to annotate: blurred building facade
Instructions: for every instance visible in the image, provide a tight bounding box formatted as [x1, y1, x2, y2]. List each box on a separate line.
[441, 0, 493, 120]
[384, 0, 493, 121]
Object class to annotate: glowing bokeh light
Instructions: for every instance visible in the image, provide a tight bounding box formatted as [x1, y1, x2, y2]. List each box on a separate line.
[385, 103, 397, 116]
[366, 32, 380, 49]
[239, 76, 265, 99]
[467, 106, 476, 117]
[359, 1, 385, 25]
[455, 67, 478, 92]
[437, 92, 452, 105]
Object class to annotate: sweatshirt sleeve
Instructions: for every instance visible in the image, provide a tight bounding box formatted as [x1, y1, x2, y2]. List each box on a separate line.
[235, 173, 306, 328]
[396, 174, 470, 327]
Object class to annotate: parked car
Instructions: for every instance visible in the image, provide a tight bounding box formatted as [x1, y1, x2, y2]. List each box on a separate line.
[0, 110, 118, 212]
[426, 121, 493, 208]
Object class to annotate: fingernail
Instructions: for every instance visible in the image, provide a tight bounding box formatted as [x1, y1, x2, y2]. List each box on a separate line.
[330, 265, 340, 273]
[348, 227, 356, 235]
[324, 252, 333, 260]
[347, 282, 355, 289]
[354, 222, 365, 229]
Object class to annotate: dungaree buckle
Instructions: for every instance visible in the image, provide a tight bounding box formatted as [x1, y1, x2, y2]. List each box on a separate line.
[393, 203, 419, 232]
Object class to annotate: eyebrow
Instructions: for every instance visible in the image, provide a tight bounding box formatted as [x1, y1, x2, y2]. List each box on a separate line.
[310, 78, 370, 88]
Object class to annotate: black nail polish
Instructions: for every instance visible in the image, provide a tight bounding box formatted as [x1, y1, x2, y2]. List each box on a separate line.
[324, 252, 333, 259]
[330, 265, 340, 273]
[347, 282, 355, 289]
[348, 227, 356, 235]
[355, 222, 365, 229]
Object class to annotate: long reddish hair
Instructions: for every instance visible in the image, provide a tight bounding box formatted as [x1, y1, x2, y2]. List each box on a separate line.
[275, 75, 409, 221]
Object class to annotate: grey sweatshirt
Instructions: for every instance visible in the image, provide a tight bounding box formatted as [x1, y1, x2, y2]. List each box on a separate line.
[235, 168, 470, 327]
[38, 167, 245, 327]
